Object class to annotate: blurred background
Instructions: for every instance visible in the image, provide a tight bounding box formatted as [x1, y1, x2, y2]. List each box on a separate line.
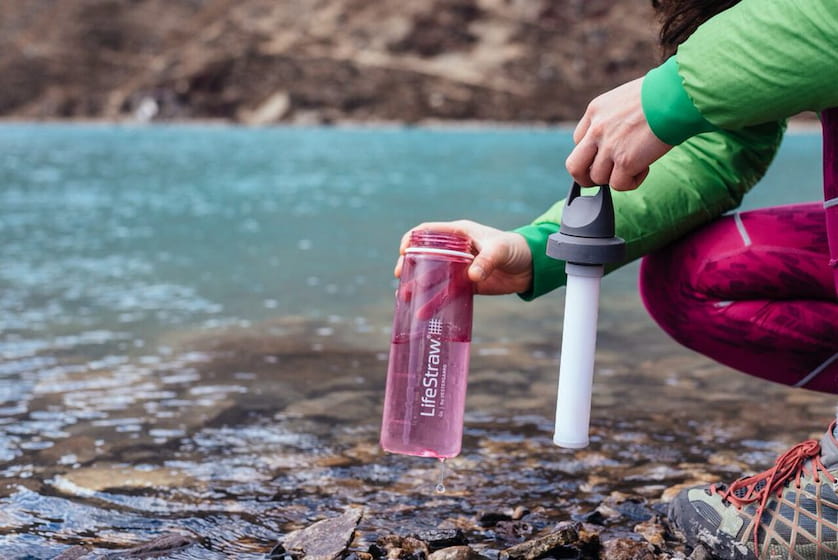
[1, 0, 658, 124]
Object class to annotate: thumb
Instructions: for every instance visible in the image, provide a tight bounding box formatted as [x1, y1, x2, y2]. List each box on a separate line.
[469, 238, 507, 283]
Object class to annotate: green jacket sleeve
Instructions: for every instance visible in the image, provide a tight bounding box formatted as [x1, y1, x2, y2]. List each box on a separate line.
[644, 0, 838, 143]
[514, 122, 784, 300]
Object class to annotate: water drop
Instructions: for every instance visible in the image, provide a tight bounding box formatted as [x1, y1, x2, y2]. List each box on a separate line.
[435, 458, 446, 493]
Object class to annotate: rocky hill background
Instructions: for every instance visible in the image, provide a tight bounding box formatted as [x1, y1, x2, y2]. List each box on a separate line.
[0, 0, 661, 124]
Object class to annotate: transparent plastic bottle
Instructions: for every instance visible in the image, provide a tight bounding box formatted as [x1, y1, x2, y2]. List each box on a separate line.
[380, 230, 474, 459]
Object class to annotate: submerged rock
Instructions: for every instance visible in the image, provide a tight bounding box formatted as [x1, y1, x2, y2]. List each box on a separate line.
[54, 547, 89, 560]
[61, 534, 204, 559]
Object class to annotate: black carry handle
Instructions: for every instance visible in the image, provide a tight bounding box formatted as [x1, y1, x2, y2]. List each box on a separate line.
[546, 182, 626, 265]
[560, 182, 617, 239]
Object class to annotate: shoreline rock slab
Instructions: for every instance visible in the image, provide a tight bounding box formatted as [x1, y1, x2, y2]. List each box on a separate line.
[278, 508, 364, 560]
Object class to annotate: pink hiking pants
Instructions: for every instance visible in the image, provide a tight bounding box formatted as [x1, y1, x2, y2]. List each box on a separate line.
[641, 109, 838, 393]
[639, 202, 838, 393]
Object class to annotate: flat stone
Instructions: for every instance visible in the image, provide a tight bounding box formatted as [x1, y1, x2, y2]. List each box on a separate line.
[428, 546, 483, 560]
[282, 508, 363, 560]
[498, 522, 581, 560]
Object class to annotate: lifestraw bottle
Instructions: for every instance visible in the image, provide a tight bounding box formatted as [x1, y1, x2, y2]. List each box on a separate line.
[380, 230, 474, 459]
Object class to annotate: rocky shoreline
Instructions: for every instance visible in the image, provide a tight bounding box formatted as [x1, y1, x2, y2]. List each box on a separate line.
[54, 501, 697, 559]
[268, 503, 695, 560]
[1, 0, 659, 125]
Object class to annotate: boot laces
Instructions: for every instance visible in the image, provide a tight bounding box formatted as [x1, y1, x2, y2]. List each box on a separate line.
[710, 438, 837, 556]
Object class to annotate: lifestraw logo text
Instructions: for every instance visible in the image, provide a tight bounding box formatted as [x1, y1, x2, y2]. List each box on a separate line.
[419, 320, 443, 417]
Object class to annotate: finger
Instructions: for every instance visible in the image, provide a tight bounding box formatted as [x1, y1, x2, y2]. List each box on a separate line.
[573, 114, 591, 144]
[635, 167, 650, 187]
[565, 140, 598, 187]
[589, 152, 615, 187]
[609, 166, 649, 192]
[394, 255, 404, 277]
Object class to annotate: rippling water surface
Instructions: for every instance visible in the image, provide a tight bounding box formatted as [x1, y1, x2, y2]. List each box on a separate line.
[0, 124, 831, 558]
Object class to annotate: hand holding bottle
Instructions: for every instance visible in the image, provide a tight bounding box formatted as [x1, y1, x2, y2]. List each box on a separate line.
[395, 220, 533, 296]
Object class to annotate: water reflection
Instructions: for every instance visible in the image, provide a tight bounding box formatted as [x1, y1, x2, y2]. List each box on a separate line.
[0, 303, 834, 556]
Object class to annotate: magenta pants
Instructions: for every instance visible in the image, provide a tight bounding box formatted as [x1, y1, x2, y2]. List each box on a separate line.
[640, 202, 838, 393]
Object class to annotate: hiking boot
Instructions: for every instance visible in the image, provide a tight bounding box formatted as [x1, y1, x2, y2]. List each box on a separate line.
[668, 420, 838, 560]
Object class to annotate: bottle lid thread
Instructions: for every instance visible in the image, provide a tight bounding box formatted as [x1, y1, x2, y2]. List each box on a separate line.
[408, 230, 473, 255]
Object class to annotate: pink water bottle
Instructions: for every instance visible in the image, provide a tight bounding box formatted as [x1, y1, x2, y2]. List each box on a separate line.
[380, 230, 475, 459]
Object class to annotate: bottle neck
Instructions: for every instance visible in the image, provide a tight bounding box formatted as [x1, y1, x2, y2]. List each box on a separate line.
[407, 231, 473, 259]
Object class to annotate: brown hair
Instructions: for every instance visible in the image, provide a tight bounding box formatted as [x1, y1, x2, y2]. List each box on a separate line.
[651, 0, 742, 57]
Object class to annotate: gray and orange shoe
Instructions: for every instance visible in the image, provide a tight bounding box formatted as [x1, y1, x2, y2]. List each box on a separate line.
[668, 420, 838, 559]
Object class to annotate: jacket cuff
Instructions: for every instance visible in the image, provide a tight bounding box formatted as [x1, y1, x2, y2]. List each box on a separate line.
[512, 223, 566, 301]
[641, 56, 718, 146]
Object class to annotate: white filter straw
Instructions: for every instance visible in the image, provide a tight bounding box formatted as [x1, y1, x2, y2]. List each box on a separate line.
[553, 263, 604, 448]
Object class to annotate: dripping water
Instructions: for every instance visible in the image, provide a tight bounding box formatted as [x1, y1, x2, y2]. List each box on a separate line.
[435, 458, 446, 493]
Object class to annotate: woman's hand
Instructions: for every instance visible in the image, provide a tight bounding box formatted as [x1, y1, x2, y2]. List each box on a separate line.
[565, 77, 672, 191]
[395, 220, 533, 295]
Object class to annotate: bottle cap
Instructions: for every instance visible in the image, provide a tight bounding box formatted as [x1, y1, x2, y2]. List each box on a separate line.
[547, 183, 626, 265]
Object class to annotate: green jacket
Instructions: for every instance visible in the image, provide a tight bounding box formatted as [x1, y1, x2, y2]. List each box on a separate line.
[516, 0, 838, 300]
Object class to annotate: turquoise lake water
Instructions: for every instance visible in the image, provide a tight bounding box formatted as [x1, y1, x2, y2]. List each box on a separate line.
[0, 124, 827, 557]
[0, 124, 822, 345]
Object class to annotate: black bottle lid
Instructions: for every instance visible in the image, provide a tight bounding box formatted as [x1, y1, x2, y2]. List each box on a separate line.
[546, 182, 626, 265]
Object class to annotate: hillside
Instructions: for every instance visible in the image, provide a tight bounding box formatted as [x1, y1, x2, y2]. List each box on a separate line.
[0, 0, 660, 124]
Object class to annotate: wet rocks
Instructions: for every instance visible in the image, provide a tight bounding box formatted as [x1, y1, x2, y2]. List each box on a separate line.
[369, 531, 470, 559]
[259, 495, 691, 560]
[369, 535, 429, 559]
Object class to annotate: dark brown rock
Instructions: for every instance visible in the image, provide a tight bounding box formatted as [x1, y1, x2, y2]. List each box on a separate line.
[280, 508, 363, 560]
[498, 521, 581, 560]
